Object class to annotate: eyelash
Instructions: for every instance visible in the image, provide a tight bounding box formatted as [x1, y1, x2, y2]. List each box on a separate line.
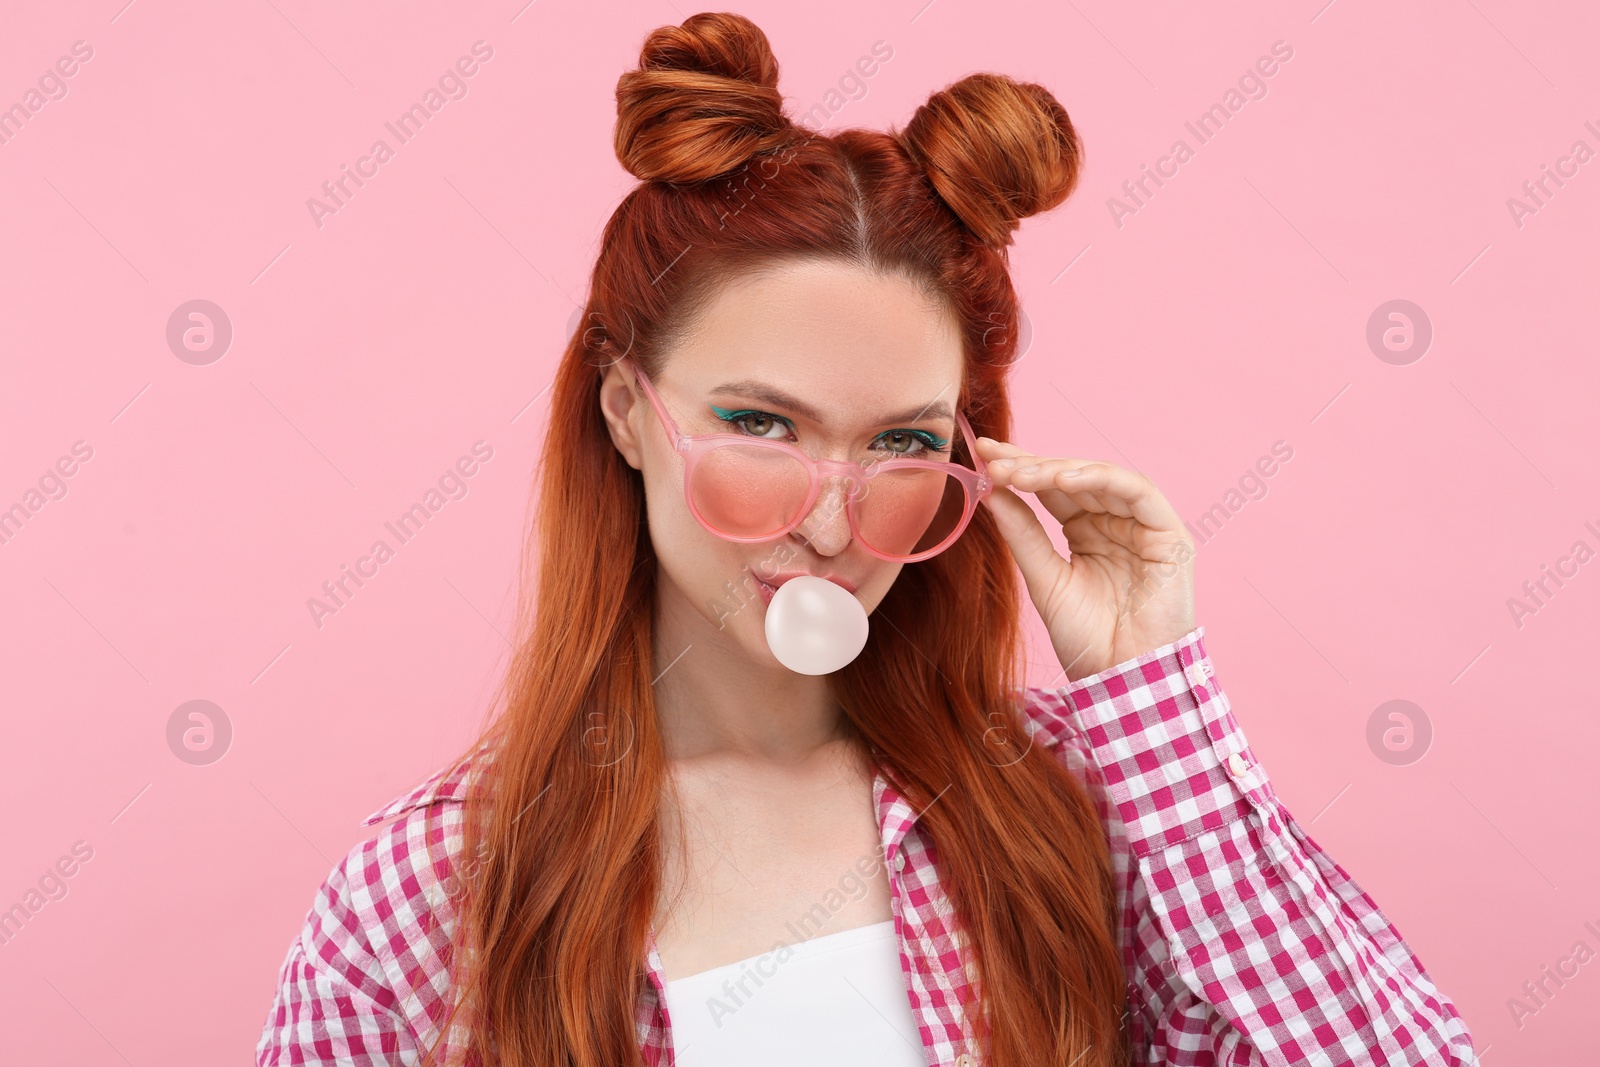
[710, 407, 951, 456]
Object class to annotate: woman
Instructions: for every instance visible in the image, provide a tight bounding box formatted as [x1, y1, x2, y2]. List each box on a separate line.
[256, 12, 1476, 1066]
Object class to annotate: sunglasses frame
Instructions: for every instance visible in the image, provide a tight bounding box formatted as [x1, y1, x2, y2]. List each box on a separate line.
[617, 356, 993, 564]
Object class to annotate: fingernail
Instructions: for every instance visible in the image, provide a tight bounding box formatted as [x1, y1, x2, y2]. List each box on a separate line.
[1019, 463, 1040, 474]
[995, 458, 1017, 469]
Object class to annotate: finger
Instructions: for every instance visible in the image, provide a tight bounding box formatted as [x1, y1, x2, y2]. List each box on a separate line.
[995, 456, 1125, 517]
[980, 481, 1071, 596]
[981, 447, 1096, 526]
[997, 458, 1181, 535]
[974, 437, 1029, 454]
[975, 437, 1079, 475]
[975, 437, 1083, 480]
[978, 440, 1177, 534]
[1065, 509, 1185, 565]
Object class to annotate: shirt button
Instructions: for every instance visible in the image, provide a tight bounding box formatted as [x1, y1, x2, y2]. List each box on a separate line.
[1227, 751, 1249, 777]
[1185, 662, 1208, 690]
[893, 851, 906, 873]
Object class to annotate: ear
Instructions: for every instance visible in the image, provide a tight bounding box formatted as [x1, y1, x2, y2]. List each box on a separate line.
[598, 361, 645, 471]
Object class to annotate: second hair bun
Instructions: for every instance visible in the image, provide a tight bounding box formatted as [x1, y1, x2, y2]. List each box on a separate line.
[898, 73, 1084, 249]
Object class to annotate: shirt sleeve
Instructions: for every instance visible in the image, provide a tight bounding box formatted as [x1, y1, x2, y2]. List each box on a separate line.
[1020, 625, 1479, 1066]
[255, 844, 421, 1066]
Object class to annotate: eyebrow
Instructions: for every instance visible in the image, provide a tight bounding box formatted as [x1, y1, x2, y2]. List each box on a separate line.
[708, 379, 956, 427]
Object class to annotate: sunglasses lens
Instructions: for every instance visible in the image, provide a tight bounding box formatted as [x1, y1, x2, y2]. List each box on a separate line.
[855, 467, 969, 558]
[689, 444, 971, 560]
[689, 444, 812, 539]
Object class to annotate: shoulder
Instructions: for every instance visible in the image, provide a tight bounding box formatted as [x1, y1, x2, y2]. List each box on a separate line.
[262, 745, 495, 1053]
[341, 741, 498, 946]
[359, 741, 492, 825]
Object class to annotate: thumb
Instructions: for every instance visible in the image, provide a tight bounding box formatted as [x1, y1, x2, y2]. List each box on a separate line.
[982, 484, 1069, 595]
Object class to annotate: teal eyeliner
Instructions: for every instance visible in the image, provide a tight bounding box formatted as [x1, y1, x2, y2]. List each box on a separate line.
[707, 405, 950, 451]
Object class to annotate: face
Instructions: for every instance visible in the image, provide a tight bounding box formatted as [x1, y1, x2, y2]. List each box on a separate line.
[598, 257, 967, 671]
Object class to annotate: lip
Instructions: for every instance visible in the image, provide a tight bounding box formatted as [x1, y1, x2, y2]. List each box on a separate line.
[751, 569, 859, 605]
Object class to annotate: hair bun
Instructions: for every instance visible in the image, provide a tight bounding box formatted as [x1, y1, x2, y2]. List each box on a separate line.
[898, 73, 1084, 248]
[615, 12, 797, 183]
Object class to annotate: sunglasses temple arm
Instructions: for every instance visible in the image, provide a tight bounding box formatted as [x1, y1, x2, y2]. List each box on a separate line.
[624, 358, 686, 452]
[957, 412, 992, 496]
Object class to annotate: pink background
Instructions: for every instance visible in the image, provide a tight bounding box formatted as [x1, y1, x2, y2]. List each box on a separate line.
[3, 0, 1596, 1060]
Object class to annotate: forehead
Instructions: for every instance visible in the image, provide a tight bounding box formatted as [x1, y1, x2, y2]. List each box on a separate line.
[665, 259, 965, 425]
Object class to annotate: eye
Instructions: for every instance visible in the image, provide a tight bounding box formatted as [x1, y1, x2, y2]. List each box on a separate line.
[710, 406, 953, 457]
[873, 429, 951, 457]
[711, 407, 793, 440]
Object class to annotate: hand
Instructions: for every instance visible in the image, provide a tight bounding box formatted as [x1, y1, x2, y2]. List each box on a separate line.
[974, 436, 1197, 682]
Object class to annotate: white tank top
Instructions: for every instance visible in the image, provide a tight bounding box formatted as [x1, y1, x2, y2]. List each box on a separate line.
[662, 919, 927, 1065]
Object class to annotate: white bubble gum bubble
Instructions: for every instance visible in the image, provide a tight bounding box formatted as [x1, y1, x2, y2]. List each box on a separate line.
[763, 575, 869, 675]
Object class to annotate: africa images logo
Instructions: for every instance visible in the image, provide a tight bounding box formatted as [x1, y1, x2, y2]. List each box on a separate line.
[306, 41, 495, 229]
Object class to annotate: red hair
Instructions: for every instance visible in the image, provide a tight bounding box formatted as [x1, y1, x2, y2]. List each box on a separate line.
[420, 12, 1126, 1066]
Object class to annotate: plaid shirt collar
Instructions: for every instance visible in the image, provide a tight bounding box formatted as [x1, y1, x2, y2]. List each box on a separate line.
[359, 749, 982, 1066]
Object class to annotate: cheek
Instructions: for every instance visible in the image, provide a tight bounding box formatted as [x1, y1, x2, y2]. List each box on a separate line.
[638, 442, 693, 538]
[642, 469, 700, 570]
[641, 462, 748, 597]
[860, 565, 902, 614]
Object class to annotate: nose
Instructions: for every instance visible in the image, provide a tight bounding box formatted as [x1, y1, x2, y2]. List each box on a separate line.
[790, 472, 857, 556]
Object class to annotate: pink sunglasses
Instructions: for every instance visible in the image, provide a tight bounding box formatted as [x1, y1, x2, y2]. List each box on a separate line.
[619, 357, 992, 563]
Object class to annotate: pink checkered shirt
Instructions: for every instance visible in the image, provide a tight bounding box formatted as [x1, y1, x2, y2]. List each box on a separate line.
[256, 625, 1478, 1065]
